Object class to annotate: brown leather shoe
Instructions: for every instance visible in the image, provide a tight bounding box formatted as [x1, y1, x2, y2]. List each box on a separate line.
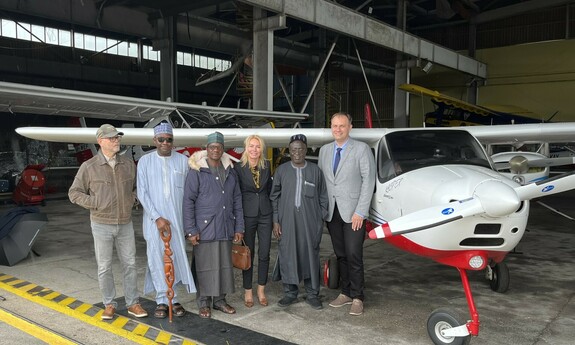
[128, 303, 148, 318]
[102, 304, 115, 320]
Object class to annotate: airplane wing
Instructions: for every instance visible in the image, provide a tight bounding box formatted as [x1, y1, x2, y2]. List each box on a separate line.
[16, 122, 575, 148]
[0, 81, 308, 125]
[15, 126, 386, 149]
[464, 123, 575, 145]
[399, 83, 496, 116]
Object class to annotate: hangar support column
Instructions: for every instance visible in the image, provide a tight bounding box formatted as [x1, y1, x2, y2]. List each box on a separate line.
[253, 8, 286, 111]
[154, 16, 178, 102]
[394, 0, 409, 128]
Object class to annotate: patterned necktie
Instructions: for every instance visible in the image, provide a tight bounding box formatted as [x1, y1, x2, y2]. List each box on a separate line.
[333, 147, 342, 175]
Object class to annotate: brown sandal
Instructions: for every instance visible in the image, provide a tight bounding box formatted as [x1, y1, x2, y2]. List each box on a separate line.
[198, 306, 211, 319]
[154, 304, 168, 319]
[213, 303, 236, 314]
[258, 295, 268, 306]
[173, 303, 186, 317]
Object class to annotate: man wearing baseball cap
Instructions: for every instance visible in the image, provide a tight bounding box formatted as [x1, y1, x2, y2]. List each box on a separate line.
[69, 124, 148, 320]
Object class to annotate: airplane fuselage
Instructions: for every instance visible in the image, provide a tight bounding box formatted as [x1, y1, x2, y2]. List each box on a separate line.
[368, 129, 529, 270]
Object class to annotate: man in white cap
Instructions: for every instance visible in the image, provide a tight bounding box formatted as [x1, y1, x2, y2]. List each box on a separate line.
[69, 124, 148, 320]
[137, 121, 196, 318]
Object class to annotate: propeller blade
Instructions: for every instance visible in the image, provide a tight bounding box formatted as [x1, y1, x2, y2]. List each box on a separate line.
[515, 171, 575, 200]
[528, 157, 575, 167]
[369, 179, 522, 240]
[368, 198, 484, 239]
[494, 161, 510, 170]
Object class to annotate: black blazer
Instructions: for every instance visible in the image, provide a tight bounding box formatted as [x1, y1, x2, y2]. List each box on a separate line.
[234, 160, 273, 217]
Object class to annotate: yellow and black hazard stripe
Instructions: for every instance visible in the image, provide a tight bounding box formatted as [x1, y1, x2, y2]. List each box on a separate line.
[0, 272, 197, 345]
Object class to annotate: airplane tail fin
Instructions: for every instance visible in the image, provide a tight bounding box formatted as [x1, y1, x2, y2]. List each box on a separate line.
[364, 103, 373, 129]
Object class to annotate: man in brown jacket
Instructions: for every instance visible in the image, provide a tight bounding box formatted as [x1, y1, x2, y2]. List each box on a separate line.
[69, 124, 147, 320]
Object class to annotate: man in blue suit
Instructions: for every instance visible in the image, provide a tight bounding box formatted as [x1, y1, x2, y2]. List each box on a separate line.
[318, 113, 376, 316]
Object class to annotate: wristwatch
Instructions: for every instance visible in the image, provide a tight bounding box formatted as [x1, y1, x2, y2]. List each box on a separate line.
[185, 233, 193, 239]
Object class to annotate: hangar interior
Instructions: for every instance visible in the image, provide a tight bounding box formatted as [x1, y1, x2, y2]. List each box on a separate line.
[0, 2, 575, 345]
[0, 1, 574, 183]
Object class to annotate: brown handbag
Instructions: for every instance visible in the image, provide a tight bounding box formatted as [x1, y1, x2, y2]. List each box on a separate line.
[231, 240, 251, 270]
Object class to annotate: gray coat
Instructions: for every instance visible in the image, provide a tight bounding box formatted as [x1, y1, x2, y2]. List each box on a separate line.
[318, 138, 376, 223]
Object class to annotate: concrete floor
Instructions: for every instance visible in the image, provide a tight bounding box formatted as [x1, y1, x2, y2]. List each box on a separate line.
[0, 191, 574, 345]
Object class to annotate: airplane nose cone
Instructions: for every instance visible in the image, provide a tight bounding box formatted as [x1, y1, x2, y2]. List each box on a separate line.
[509, 155, 529, 174]
[474, 180, 521, 217]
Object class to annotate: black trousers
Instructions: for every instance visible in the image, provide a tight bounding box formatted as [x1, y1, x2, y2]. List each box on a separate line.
[242, 212, 273, 289]
[327, 203, 365, 301]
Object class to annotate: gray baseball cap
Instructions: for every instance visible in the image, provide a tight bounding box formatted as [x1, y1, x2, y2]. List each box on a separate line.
[96, 124, 124, 139]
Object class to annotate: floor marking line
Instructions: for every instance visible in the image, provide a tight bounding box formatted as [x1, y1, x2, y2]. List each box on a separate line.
[0, 278, 157, 345]
[0, 307, 78, 345]
[0, 272, 198, 345]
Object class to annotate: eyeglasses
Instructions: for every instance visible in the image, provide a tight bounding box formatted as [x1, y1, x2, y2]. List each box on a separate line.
[105, 136, 121, 142]
[156, 137, 174, 143]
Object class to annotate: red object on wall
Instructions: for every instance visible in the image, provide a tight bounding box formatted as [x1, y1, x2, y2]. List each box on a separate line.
[12, 165, 46, 206]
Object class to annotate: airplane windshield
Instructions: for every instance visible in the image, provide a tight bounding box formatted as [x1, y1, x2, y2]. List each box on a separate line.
[380, 130, 491, 180]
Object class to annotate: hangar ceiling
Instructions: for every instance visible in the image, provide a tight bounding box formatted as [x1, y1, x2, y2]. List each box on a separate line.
[1, 0, 573, 81]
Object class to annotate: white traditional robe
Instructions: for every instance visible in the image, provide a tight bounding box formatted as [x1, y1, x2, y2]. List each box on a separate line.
[137, 151, 196, 303]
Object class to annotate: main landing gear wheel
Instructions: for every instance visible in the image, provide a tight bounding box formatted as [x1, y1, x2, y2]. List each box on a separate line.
[487, 262, 510, 293]
[323, 255, 339, 289]
[427, 308, 471, 345]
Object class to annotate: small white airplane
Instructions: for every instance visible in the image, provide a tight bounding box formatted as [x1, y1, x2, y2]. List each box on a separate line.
[15, 122, 575, 345]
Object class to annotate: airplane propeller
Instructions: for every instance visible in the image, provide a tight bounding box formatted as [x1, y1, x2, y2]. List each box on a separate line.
[494, 154, 575, 173]
[369, 171, 575, 240]
[369, 180, 520, 239]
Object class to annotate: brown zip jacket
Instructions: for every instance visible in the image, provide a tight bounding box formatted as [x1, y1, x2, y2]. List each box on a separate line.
[69, 150, 136, 225]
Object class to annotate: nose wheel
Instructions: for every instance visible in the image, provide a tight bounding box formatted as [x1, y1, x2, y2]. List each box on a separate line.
[427, 308, 471, 345]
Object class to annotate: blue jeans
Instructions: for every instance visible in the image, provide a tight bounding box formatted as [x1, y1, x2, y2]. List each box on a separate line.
[91, 221, 139, 308]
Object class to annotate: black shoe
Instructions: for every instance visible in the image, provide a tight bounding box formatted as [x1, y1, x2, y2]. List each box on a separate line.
[306, 297, 323, 310]
[278, 296, 297, 307]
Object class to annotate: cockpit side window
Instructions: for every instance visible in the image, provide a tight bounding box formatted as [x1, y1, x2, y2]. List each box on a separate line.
[377, 138, 401, 183]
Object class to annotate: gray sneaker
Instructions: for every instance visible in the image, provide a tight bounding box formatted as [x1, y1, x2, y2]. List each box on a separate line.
[349, 299, 363, 316]
[329, 294, 353, 308]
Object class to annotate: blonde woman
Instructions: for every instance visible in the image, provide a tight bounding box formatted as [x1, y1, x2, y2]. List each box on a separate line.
[234, 135, 273, 307]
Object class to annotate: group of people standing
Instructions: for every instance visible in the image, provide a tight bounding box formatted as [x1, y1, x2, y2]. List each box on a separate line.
[68, 111, 375, 321]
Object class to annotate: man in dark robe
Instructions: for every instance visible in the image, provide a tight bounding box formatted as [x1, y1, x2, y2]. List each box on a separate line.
[270, 134, 329, 310]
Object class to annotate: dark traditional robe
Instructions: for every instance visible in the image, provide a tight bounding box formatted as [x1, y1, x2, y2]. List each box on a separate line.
[270, 161, 328, 289]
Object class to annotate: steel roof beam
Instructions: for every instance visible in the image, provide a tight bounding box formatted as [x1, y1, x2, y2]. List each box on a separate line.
[238, 0, 487, 78]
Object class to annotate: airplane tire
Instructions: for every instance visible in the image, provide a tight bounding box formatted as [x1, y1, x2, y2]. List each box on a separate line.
[489, 262, 510, 293]
[427, 308, 471, 345]
[323, 256, 339, 289]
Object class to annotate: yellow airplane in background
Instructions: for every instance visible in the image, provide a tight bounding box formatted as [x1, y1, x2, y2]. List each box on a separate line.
[399, 83, 549, 127]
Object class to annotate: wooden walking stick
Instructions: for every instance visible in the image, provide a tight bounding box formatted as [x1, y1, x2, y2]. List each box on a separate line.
[160, 227, 175, 322]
